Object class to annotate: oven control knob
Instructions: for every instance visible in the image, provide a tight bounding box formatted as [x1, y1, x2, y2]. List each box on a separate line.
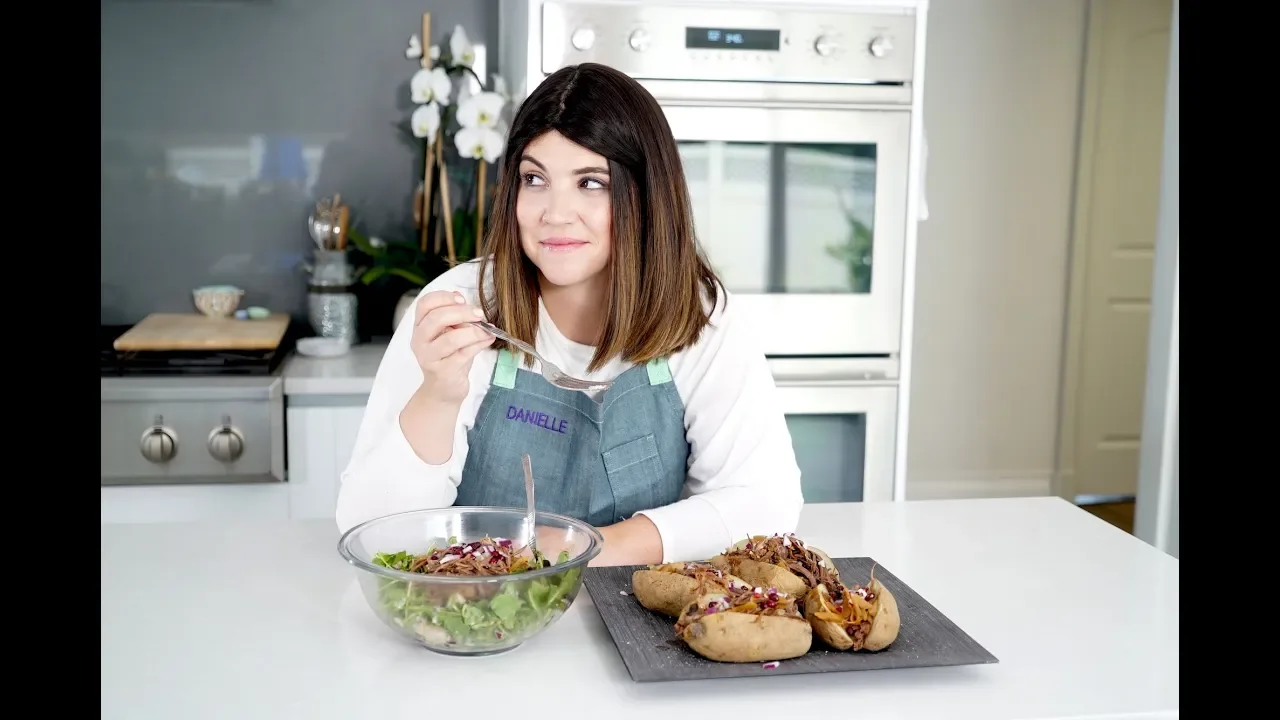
[207, 423, 245, 464]
[628, 28, 651, 52]
[570, 27, 595, 51]
[140, 425, 178, 464]
[814, 34, 838, 57]
[868, 35, 893, 58]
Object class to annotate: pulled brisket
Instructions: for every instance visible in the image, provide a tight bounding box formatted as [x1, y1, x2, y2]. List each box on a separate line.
[730, 534, 841, 596]
[405, 536, 528, 576]
[675, 584, 800, 636]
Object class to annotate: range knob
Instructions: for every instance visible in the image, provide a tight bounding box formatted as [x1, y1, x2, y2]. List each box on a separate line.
[628, 28, 651, 52]
[570, 27, 595, 51]
[208, 417, 245, 463]
[814, 34, 838, 57]
[140, 420, 178, 464]
[868, 35, 893, 58]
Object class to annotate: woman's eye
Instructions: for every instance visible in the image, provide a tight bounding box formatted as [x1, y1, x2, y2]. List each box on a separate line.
[522, 172, 546, 187]
[581, 177, 607, 191]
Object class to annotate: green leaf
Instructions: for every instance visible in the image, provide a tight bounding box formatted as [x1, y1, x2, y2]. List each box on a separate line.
[489, 592, 522, 623]
[460, 603, 488, 628]
[387, 267, 428, 286]
[360, 266, 388, 285]
[347, 228, 381, 256]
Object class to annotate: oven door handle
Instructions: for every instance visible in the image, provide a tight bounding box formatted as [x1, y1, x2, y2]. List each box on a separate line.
[768, 358, 899, 385]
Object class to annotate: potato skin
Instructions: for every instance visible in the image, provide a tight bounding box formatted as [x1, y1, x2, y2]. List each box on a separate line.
[708, 556, 810, 597]
[804, 581, 901, 652]
[679, 611, 813, 663]
[862, 578, 901, 651]
[709, 536, 839, 598]
[632, 570, 698, 617]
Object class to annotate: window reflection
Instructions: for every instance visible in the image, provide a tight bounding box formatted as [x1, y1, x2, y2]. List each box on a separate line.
[679, 141, 877, 294]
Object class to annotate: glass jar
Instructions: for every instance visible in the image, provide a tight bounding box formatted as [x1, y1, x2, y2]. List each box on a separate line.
[306, 250, 358, 343]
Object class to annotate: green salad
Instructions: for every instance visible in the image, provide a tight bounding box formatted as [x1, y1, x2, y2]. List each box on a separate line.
[370, 535, 580, 648]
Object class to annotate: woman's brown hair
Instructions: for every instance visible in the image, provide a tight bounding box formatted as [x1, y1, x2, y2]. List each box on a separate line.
[477, 62, 723, 372]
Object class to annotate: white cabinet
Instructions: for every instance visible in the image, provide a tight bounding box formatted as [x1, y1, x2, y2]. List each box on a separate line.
[285, 404, 366, 519]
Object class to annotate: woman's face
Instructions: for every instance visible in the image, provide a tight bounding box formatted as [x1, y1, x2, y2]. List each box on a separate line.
[516, 131, 612, 289]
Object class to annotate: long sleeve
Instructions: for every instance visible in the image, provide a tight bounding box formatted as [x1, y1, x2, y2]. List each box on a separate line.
[635, 294, 804, 562]
[334, 267, 493, 534]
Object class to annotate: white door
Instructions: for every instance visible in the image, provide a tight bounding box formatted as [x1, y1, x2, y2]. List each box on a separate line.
[1058, 0, 1173, 500]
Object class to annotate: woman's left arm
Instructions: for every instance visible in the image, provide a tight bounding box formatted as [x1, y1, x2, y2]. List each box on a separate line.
[605, 299, 803, 565]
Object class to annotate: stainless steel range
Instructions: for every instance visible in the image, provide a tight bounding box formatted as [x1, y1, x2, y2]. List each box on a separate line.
[100, 325, 296, 486]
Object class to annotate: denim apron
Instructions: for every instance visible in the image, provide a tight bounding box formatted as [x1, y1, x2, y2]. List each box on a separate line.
[456, 349, 689, 527]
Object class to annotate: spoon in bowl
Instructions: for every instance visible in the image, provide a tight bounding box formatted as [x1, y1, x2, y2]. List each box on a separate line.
[522, 453, 538, 562]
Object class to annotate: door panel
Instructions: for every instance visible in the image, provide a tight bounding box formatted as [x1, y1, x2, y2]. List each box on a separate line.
[1064, 0, 1172, 499]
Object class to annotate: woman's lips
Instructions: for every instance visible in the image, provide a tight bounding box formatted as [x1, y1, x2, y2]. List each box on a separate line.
[539, 237, 587, 253]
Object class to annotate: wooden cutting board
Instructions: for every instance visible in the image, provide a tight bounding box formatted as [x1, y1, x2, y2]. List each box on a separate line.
[113, 313, 291, 352]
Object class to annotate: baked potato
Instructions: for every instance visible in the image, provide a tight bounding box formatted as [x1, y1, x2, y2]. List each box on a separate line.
[631, 561, 750, 618]
[674, 587, 812, 663]
[709, 534, 839, 598]
[803, 571, 900, 652]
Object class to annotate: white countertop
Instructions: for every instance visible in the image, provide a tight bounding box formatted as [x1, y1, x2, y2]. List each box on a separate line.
[282, 342, 388, 395]
[101, 496, 1178, 720]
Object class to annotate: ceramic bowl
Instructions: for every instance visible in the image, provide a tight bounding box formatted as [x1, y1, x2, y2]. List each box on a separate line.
[193, 285, 245, 318]
[297, 337, 351, 358]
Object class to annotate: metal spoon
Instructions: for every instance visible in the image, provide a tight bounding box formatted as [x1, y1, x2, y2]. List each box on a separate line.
[522, 453, 538, 561]
[471, 321, 612, 393]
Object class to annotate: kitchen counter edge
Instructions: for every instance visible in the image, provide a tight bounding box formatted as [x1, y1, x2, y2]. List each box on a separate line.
[282, 341, 388, 396]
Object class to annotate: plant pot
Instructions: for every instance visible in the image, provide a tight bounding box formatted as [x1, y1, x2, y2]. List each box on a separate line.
[393, 290, 420, 332]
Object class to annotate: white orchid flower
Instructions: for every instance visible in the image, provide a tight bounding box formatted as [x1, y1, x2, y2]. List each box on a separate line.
[430, 45, 441, 62]
[455, 127, 505, 164]
[456, 91, 506, 130]
[405, 34, 422, 60]
[450, 25, 475, 67]
[410, 102, 441, 140]
[410, 66, 453, 106]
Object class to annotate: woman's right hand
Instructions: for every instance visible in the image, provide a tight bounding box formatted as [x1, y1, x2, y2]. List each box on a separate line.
[410, 291, 495, 405]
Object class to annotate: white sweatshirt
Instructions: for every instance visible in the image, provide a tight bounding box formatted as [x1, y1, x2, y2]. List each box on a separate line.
[335, 260, 804, 562]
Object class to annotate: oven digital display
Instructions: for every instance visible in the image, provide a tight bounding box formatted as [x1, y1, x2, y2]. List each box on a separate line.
[684, 26, 782, 51]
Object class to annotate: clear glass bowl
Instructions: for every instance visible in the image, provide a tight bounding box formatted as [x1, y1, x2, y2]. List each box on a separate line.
[337, 507, 604, 656]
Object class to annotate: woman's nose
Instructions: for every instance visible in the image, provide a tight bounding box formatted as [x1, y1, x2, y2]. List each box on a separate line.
[542, 187, 576, 225]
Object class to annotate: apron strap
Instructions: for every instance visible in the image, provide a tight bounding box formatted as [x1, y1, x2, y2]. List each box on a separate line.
[496, 348, 669, 388]
[493, 348, 518, 389]
[645, 357, 673, 386]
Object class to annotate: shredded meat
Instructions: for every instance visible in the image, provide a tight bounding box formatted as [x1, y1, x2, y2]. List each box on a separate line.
[674, 584, 800, 635]
[405, 536, 528, 576]
[729, 534, 841, 595]
[658, 562, 748, 594]
[813, 573, 884, 649]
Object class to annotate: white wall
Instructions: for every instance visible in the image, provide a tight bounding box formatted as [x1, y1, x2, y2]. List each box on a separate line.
[1134, 0, 1178, 558]
[906, 0, 1089, 499]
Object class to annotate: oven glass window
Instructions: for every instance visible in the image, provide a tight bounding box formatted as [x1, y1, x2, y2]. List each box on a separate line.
[679, 141, 877, 294]
[786, 413, 866, 503]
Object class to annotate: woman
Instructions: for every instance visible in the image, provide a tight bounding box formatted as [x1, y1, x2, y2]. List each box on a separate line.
[336, 63, 803, 566]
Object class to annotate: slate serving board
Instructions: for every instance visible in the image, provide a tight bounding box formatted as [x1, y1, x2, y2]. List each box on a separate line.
[583, 557, 998, 683]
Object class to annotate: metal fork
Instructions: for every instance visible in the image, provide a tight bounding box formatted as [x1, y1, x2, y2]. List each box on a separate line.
[470, 321, 612, 392]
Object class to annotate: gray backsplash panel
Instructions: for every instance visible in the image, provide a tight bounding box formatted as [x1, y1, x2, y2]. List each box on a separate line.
[100, 0, 499, 326]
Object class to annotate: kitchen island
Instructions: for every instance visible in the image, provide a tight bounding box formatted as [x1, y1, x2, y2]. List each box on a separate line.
[101, 496, 1178, 720]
